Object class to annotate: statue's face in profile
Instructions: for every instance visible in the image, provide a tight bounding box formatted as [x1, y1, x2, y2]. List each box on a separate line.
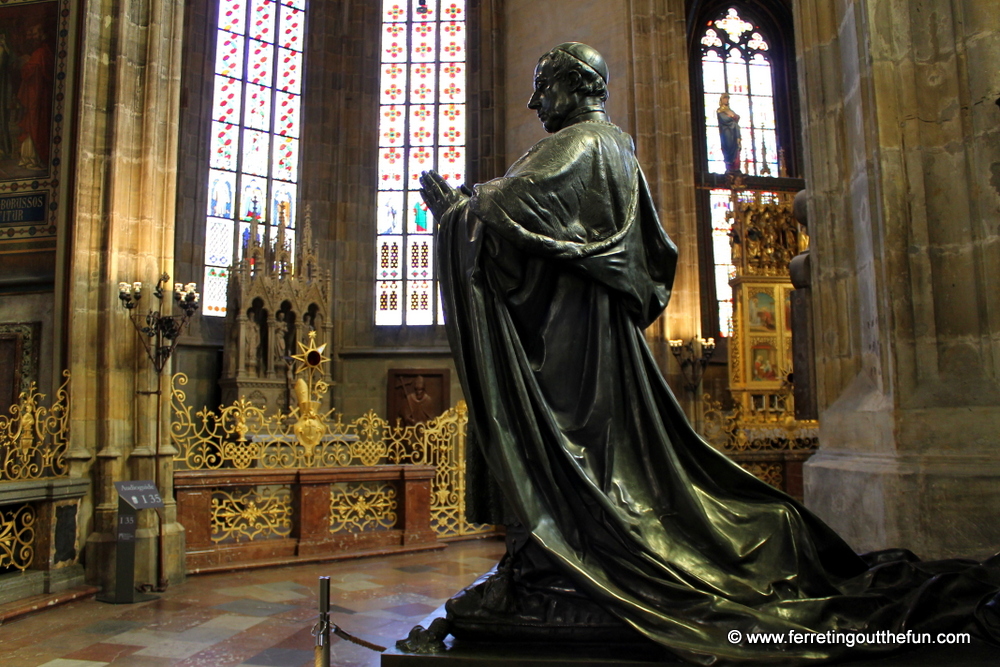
[528, 57, 580, 133]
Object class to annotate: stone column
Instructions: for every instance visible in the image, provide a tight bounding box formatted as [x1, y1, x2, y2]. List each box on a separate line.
[626, 0, 701, 406]
[72, 0, 187, 590]
[796, 0, 1000, 559]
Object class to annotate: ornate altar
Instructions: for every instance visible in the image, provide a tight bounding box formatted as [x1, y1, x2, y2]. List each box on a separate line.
[728, 190, 804, 404]
[705, 188, 818, 499]
[219, 204, 332, 413]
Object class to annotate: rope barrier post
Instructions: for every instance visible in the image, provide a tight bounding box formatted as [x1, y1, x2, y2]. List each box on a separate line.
[310, 574, 386, 658]
[314, 576, 331, 667]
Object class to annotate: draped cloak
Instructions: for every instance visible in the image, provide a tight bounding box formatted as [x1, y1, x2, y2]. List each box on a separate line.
[436, 118, 1000, 664]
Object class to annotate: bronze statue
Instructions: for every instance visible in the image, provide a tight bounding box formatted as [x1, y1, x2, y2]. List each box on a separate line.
[410, 43, 1000, 664]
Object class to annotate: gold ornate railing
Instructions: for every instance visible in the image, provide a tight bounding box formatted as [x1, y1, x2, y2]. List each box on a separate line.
[0, 371, 70, 482]
[701, 391, 818, 453]
[170, 373, 489, 540]
[210, 485, 294, 544]
[330, 482, 397, 533]
[700, 391, 817, 500]
[0, 503, 35, 571]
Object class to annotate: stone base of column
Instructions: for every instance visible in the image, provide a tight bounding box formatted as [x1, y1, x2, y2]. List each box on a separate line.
[804, 450, 1000, 561]
[84, 529, 116, 592]
[134, 519, 187, 588]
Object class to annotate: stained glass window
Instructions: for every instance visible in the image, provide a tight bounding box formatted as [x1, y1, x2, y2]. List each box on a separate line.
[708, 189, 781, 339]
[202, 0, 307, 316]
[700, 8, 777, 177]
[376, 0, 466, 326]
[709, 189, 735, 338]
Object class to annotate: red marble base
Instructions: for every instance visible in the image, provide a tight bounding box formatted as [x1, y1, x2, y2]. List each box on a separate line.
[176, 465, 443, 573]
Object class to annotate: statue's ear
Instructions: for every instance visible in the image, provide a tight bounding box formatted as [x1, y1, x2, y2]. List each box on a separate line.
[561, 68, 583, 92]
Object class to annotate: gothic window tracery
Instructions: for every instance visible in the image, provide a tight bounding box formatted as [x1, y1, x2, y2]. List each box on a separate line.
[700, 7, 778, 177]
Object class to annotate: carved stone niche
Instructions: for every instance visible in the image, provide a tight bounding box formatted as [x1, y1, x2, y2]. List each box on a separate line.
[220, 210, 332, 414]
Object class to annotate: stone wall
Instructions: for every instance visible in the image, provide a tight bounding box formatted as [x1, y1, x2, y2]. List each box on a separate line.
[797, 0, 1000, 559]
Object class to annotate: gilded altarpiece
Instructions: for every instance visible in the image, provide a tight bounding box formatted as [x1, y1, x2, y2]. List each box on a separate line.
[706, 189, 817, 499]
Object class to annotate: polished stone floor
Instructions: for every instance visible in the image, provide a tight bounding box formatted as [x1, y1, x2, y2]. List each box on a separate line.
[2, 537, 997, 666]
[0, 539, 505, 667]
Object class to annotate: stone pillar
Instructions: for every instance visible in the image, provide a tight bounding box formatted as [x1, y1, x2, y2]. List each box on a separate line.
[72, 0, 187, 590]
[626, 0, 701, 408]
[796, 0, 1000, 559]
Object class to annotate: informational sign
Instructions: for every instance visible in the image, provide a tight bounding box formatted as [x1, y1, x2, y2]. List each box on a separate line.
[114, 480, 165, 510]
[97, 480, 164, 605]
[117, 510, 136, 542]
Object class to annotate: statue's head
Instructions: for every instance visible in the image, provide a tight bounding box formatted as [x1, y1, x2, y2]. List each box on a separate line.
[528, 42, 609, 133]
[719, 93, 731, 107]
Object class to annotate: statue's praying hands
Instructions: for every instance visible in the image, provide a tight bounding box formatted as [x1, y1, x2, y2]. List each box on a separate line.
[419, 170, 468, 220]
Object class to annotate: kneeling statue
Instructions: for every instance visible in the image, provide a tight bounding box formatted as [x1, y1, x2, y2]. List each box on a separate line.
[405, 43, 1000, 664]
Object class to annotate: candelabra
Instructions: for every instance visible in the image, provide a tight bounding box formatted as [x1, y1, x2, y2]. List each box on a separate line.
[117, 272, 199, 593]
[118, 273, 200, 375]
[668, 337, 717, 393]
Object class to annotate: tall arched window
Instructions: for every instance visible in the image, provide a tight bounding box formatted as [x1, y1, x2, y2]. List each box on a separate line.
[201, 0, 307, 316]
[375, 0, 467, 326]
[700, 8, 777, 177]
[689, 2, 800, 341]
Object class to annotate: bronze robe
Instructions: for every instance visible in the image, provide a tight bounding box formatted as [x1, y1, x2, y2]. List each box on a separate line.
[436, 119, 1000, 664]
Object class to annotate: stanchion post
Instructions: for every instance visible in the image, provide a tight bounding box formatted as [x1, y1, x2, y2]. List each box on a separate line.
[315, 576, 331, 667]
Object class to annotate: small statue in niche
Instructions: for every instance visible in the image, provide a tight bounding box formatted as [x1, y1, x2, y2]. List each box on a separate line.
[244, 310, 260, 373]
[273, 311, 289, 365]
[298, 311, 313, 349]
[274, 311, 294, 410]
[717, 93, 742, 173]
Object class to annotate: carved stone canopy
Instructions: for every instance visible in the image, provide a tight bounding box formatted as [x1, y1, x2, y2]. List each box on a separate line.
[220, 207, 332, 413]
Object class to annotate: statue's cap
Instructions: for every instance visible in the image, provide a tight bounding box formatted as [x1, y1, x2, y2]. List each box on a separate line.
[550, 42, 609, 85]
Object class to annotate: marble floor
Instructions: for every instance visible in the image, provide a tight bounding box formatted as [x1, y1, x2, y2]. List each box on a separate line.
[0, 539, 505, 667]
[2, 538, 997, 666]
